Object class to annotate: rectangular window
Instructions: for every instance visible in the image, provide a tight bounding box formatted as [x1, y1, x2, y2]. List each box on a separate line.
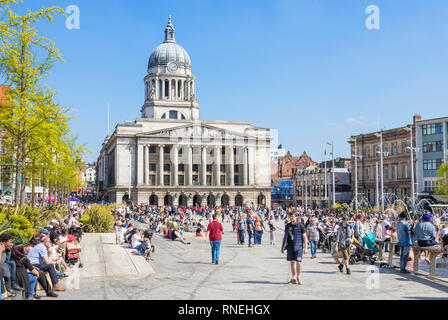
[402, 142, 407, 154]
[163, 146, 170, 154]
[178, 175, 185, 186]
[383, 167, 388, 180]
[234, 175, 239, 185]
[402, 165, 407, 179]
[220, 164, 225, 173]
[423, 159, 442, 170]
[178, 164, 184, 172]
[193, 164, 199, 172]
[149, 175, 156, 185]
[193, 175, 199, 184]
[206, 175, 212, 185]
[149, 146, 156, 153]
[164, 175, 170, 186]
[206, 165, 212, 172]
[149, 163, 156, 171]
[163, 164, 170, 171]
[423, 123, 443, 135]
[169, 110, 177, 119]
[392, 144, 397, 155]
[392, 166, 397, 180]
[178, 148, 183, 155]
[221, 147, 226, 155]
[220, 175, 226, 185]
[365, 168, 370, 180]
[234, 165, 239, 173]
[364, 147, 369, 159]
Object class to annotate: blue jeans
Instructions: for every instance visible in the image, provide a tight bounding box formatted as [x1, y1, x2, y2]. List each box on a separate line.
[400, 245, 411, 272]
[27, 273, 37, 299]
[254, 230, 262, 244]
[6, 261, 16, 286]
[247, 231, 253, 246]
[310, 240, 318, 257]
[210, 240, 222, 263]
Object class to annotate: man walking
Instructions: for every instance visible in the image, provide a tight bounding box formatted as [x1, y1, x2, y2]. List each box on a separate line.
[396, 212, 412, 273]
[306, 216, 319, 259]
[281, 212, 308, 285]
[334, 216, 354, 275]
[206, 214, 224, 265]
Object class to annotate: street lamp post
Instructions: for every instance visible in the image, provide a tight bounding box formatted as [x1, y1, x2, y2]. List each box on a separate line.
[405, 125, 419, 213]
[128, 144, 132, 203]
[349, 137, 363, 212]
[324, 149, 327, 208]
[327, 142, 335, 207]
[375, 162, 379, 208]
[374, 130, 387, 211]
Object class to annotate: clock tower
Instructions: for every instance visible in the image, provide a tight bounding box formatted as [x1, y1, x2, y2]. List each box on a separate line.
[141, 16, 199, 121]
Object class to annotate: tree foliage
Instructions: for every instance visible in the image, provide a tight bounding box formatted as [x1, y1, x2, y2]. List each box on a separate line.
[0, 0, 87, 207]
[435, 151, 448, 195]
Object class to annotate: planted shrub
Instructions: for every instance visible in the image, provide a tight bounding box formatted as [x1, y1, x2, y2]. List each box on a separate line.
[80, 205, 114, 233]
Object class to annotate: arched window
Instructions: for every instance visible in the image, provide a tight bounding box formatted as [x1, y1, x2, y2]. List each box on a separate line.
[161, 113, 166, 119]
[178, 80, 182, 98]
[181, 114, 186, 120]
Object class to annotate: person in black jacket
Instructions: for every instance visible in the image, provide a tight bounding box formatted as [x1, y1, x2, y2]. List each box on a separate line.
[11, 244, 39, 300]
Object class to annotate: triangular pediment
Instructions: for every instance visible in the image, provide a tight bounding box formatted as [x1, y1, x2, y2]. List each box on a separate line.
[137, 123, 255, 139]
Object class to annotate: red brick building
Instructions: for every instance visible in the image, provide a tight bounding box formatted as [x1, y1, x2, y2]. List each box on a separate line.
[272, 151, 317, 179]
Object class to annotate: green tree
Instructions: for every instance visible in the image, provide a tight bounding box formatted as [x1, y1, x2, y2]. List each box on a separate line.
[435, 150, 448, 195]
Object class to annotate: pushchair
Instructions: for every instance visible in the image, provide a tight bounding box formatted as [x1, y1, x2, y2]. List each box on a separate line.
[349, 236, 377, 265]
[65, 235, 83, 268]
[359, 232, 387, 267]
[320, 231, 336, 254]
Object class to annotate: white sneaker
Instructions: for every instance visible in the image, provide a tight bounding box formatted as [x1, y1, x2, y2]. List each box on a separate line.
[288, 277, 298, 284]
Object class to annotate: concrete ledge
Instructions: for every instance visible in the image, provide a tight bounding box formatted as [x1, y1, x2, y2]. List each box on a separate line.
[80, 233, 155, 279]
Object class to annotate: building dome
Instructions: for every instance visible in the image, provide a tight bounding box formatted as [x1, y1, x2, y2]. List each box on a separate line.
[148, 16, 191, 69]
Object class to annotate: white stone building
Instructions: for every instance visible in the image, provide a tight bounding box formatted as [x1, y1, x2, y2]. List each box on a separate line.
[97, 17, 271, 207]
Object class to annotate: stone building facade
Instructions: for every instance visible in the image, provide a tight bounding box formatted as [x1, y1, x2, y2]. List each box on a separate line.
[349, 124, 416, 207]
[97, 17, 271, 207]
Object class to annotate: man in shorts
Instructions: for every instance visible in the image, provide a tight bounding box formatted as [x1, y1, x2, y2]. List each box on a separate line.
[335, 216, 354, 275]
[281, 212, 308, 285]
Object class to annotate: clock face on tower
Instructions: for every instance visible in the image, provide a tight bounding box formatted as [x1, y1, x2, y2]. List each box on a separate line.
[167, 62, 178, 72]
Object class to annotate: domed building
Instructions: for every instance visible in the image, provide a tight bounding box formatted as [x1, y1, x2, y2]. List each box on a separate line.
[97, 17, 271, 207]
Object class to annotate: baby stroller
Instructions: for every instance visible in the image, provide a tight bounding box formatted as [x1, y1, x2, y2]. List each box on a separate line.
[321, 231, 336, 254]
[360, 232, 387, 268]
[349, 236, 377, 265]
[66, 235, 83, 268]
[69, 226, 83, 242]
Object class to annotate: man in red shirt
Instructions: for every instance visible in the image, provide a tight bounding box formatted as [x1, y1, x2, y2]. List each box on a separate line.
[206, 214, 224, 265]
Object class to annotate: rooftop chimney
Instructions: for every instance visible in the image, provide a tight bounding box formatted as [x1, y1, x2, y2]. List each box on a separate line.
[413, 114, 422, 124]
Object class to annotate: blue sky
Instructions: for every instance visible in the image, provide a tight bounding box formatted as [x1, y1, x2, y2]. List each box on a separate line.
[20, 0, 448, 163]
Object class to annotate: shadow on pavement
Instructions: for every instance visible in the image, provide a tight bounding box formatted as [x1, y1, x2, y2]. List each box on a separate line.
[177, 261, 214, 265]
[403, 296, 448, 300]
[264, 257, 284, 259]
[232, 280, 285, 285]
[377, 268, 448, 294]
[302, 270, 337, 274]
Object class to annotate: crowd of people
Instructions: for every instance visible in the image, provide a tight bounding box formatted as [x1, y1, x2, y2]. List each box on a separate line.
[2, 200, 447, 300]
[0, 206, 86, 300]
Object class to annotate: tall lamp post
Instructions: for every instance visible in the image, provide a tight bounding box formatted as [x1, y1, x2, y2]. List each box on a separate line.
[327, 142, 335, 208]
[349, 137, 363, 212]
[374, 130, 388, 211]
[405, 125, 419, 213]
[324, 149, 327, 208]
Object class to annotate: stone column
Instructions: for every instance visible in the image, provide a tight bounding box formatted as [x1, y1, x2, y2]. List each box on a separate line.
[201, 146, 207, 186]
[173, 144, 179, 186]
[142, 145, 146, 185]
[248, 146, 255, 185]
[215, 146, 221, 186]
[229, 146, 234, 186]
[158, 144, 164, 185]
[137, 144, 144, 185]
[243, 147, 248, 186]
[162, 79, 165, 100]
[187, 145, 193, 185]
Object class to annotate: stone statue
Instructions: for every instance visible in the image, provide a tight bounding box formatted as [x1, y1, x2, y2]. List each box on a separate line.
[150, 87, 155, 100]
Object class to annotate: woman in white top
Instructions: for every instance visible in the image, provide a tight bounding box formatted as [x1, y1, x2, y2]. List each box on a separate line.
[131, 230, 143, 249]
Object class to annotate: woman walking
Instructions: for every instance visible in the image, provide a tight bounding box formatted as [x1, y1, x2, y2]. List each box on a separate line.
[268, 216, 276, 245]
